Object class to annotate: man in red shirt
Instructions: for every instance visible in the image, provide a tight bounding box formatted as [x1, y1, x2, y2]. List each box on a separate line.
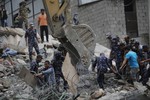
[38, 9, 49, 43]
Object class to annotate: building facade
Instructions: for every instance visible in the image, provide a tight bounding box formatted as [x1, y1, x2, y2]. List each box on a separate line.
[0, 0, 149, 47]
[72, 0, 149, 47]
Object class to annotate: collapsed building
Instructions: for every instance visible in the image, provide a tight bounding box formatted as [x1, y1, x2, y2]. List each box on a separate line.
[0, 0, 150, 100]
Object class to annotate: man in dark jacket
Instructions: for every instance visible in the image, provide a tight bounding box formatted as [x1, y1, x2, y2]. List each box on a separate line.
[25, 23, 40, 61]
[51, 50, 68, 91]
[92, 53, 109, 89]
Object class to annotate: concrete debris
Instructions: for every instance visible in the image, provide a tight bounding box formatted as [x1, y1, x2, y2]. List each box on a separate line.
[0, 35, 149, 100]
[62, 53, 79, 95]
[79, 92, 91, 100]
[16, 59, 26, 65]
[94, 43, 110, 58]
[0, 72, 4, 77]
[0, 27, 24, 36]
[18, 66, 37, 88]
[117, 79, 126, 85]
[0, 83, 4, 90]
[90, 89, 105, 99]
[0, 64, 6, 72]
[2, 78, 11, 88]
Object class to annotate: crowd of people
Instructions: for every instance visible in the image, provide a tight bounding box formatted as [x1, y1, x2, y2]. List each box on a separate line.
[29, 44, 69, 91]
[0, 0, 77, 92]
[92, 35, 150, 90]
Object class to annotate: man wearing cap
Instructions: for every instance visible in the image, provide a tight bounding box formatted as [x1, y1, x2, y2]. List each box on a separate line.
[25, 23, 40, 61]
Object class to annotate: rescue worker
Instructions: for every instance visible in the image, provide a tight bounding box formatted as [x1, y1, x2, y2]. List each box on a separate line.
[38, 9, 49, 43]
[141, 61, 150, 88]
[35, 60, 56, 87]
[138, 45, 150, 82]
[138, 45, 150, 88]
[124, 35, 130, 46]
[115, 43, 125, 79]
[120, 46, 139, 85]
[0, 5, 8, 27]
[25, 23, 40, 61]
[19, 0, 30, 29]
[30, 55, 42, 73]
[14, 13, 24, 28]
[92, 53, 109, 89]
[51, 50, 68, 91]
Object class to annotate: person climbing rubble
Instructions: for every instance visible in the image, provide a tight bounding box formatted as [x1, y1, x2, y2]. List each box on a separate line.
[51, 44, 69, 91]
[25, 23, 40, 61]
[35, 60, 56, 87]
[92, 53, 110, 89]
[120, 46, 139, 85]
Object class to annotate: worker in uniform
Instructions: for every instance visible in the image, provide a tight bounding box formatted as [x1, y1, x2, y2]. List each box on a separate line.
[92, 53, 109, 89]
[51, 49, 68, 91]
[19, 0, 30, 29]
[115, 43, 125, 79]
[25, 23, 40, 61]
[139, 45, 150, 88]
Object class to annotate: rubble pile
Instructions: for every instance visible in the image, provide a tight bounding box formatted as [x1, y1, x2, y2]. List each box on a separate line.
[76, 72, 150, 100]
[0, 25, 150, 99]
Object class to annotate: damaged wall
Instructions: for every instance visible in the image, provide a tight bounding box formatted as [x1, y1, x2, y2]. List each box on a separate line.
[71, 0, 126, 47]
[136, 0, 149, 36]
[71, 0, 150, 47]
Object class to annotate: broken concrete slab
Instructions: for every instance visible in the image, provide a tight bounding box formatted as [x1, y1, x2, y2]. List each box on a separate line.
[94, 43, 111, 58]
[0, 27, 24, 36]
[0, 64, 6, 72]
[2, 78, 11, 88]
[117, 80, 126, 85]
[62, 53, 79, 95]
[18, 66, 37, 88]
[0, 84, 4, 90]
[8, 35, 15, 46]
[90, 89, 105, 99]
[24, 70, 37, 88]
[16, 59, 26, 65]
[18, 66, 28, 79]
[15, 35, 21, 45]
[0, 72, 4, 78]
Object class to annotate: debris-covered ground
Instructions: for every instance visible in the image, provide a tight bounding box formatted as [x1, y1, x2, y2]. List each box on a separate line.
[0, 27, 150, 100]
[0, 51, 150, 100]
